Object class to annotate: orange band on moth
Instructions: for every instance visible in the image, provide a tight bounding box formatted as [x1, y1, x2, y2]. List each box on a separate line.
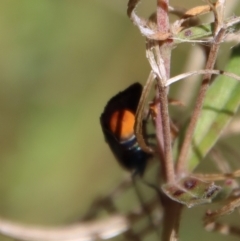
[109, 110, 135, 140]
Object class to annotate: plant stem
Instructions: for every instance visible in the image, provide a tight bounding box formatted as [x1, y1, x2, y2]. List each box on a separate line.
[157, 83, 174, 183]
[176, 28, 226, 175]
[156, 0, 169, 32]
[161, 194, 183, 241]
[155, 1, 183, 241]
[155, 0, 174, 183]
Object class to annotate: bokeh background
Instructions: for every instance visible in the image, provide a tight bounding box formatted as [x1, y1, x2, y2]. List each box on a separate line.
[0, 1, 239, 241]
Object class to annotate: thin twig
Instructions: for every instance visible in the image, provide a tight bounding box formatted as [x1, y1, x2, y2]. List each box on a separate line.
[165, 69, 240, 86]
[176, 2, 227, 175]
[194, 170, 240, 181]
[154, 1, 184, 241]
[157, 82, 174, 183]
[0, 215, 129, 241]
[154, 0, 174, 184]
[134, 71, 155, 154]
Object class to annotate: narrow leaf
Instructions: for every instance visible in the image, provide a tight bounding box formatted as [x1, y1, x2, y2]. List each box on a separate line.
[188, 44, 240, 171]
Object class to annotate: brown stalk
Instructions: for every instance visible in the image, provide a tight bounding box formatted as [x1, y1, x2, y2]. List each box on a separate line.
[134, 71, 155, 154]
[155, 0, 174, 184]
[155, 1, 183, 241]
[176, 27, 227, 175]
[156, 82, 174, 183]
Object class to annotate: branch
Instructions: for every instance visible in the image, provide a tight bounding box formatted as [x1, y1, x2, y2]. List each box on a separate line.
[0, 215, 128, 241]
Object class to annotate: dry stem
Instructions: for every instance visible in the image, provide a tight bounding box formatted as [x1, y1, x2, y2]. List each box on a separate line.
[154, 1, 183, 241]
[176, 8, 227, 175]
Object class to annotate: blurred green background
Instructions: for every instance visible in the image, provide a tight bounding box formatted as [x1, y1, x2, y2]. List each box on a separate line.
[0, 1, 239, 241]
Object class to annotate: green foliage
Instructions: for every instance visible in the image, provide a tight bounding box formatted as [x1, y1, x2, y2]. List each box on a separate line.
[188, 45, 240, 171]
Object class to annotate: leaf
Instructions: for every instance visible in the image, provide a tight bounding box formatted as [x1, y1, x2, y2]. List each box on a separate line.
[187, 44, 240, 171]
[175, 23, 214, 42]
[162, 176, 221, 208]
[175, 19, 240, 43]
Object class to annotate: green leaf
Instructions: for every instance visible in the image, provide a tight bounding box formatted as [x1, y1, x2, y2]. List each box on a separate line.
[175, 20, 240, 44]
[187, 44, 240, 171]
[175, 23, 214, 42]
[162, 176, 221, 208]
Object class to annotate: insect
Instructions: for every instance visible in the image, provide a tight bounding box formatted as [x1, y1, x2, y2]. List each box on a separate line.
[100, 83, 161, 239]
[100, 82, 153, 176]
